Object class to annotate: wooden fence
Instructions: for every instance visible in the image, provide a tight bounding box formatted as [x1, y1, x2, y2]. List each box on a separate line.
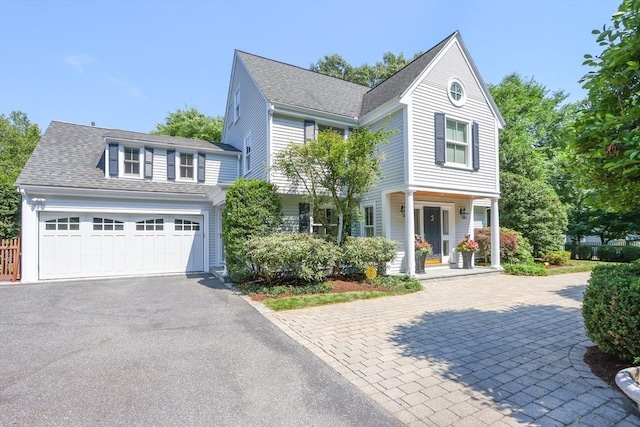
[0, 238, 20, 281]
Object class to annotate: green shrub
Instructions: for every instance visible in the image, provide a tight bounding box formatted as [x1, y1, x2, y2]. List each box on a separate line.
[503, 263, 548, 276]
[542, 250, 570, 266]
[222, 179, 283, 282]
[474, 227, 533, 264]
[237, 281, 332, 297]
[577, 245, 593, 260]
[371, 275, 421, 294]
[245, 233, 341, 284]
[341, 236, 397, 273]
[583, 261, 640, 362]
[596, 244, 618, 262]
[620, 245, 640, 263]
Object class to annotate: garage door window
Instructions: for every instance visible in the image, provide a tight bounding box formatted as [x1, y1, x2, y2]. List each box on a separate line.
[45, 217, 80, 231]
[136, 219, 164, 231]
[93, 217, 124, 231]
[175, 219, 200, 231]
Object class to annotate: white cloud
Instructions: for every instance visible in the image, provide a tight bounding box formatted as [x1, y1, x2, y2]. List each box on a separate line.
[64, 54, 95, 73]
[108, 76, 144, 99]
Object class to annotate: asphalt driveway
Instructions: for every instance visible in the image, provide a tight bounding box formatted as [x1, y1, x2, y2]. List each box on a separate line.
[0, 275, 400, 427]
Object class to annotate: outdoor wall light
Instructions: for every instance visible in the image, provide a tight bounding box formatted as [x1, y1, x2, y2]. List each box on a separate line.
[400, 204, 405, 217]
[459, 207, 469, 219]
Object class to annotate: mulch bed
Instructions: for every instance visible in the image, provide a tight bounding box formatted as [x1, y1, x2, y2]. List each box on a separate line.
[583, 345, 632, 387]
[250, 279, 378, 302]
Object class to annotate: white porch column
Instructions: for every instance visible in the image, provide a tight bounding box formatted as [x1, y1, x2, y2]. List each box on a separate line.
[490, 197, 502, 270]
[405, 190, 416, 275]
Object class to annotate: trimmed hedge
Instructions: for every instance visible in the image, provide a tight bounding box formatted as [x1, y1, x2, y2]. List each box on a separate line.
[503, 263, 548, 276]
[596, 244, 618, 262]
[583, 261, 640, 362]
[620, 245, 640, 263]
[542, 250, 570, 266]
[341, 236, 397, 273]
[246, 233, 341, 284]
[577, 245, 593, 260]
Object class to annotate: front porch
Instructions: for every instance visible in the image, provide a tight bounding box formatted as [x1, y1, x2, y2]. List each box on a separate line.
[382, 188, 501, 276]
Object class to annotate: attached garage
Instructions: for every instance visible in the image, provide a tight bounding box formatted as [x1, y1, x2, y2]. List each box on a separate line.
[39, 213, 205, 280]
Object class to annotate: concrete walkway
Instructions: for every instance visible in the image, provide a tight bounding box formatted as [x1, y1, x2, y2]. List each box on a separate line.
[264, 272, 639, 426]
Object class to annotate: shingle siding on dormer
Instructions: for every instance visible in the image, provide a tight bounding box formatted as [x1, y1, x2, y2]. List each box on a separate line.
[223, 56, 268, 180]
[410, 42, 498, 194]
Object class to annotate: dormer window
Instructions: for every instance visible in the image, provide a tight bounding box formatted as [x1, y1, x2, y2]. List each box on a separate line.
[124, 147, 140, 175]
[180, 153, 194, 179]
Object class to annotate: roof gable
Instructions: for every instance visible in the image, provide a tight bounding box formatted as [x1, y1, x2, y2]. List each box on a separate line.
[236, 50, 370, 119]
[360, 32, 456, 116]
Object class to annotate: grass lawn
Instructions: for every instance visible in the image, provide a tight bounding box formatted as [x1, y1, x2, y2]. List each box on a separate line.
[242, 275, 422, 311]
[546, 259, 612, 275]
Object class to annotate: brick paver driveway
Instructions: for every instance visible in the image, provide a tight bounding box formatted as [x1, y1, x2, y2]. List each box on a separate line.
[266, 272, 639, 426]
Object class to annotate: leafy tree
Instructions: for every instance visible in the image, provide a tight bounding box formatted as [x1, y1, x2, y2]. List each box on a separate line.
[310, 51, 422, 88]
[488, 75, 572, 255]
[0, 111, 41, 185]
[500, 173, 568, 256]
[153, 107, 223, 142]
[0, 111, 41, 239]
[222, 179, 283, 282]
[274, 127, 393, 245]
[488, 73, 572, 179]
[573, 0, 640, 210]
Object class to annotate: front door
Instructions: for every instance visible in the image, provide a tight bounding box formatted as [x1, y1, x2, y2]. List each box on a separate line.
[423, 207, 441, 257]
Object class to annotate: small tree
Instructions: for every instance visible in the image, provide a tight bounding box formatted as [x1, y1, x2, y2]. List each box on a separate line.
[274, 127, 393, 245]
[222, 179, 283, 282]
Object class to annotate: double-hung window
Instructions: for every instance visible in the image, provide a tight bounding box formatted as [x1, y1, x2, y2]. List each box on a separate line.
[446, 119, 468, 165]
[363, 206, 374, 237]
[180, 153, 194, 179]
[124, 147, 140, 175]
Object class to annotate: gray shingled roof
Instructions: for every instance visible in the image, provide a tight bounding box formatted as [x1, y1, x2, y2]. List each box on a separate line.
[16, 121, 239, 195]
[360, 32, 456, 116]
[238, 31, 504, 126]
[236, 51, 370, 118]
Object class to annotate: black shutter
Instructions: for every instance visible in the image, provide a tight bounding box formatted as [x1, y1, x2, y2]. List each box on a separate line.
[472, 121, 480, 170]
[144, 147, 153, 179]
[108, 143, 118, 176]
[304, 120, 316, 143]
[197, 152, 206, 183]
[167, 150, 176, 180]
[434, 113, 445, 165]
[299, 203, 310, 233]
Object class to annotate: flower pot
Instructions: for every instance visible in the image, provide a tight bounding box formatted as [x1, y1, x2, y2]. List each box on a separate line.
[461, 251, 473, 269]
[415, 252, 426, 274]
[616, 366, 640, 411]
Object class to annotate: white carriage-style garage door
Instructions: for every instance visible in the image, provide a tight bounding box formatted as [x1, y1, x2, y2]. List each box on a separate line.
[39, 213, 204, 280]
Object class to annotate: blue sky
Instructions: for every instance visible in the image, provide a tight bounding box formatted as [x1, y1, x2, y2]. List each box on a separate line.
[0, 0, 619, 134]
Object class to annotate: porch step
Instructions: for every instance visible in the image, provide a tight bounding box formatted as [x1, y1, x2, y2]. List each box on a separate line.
[426, 263, 449, 268]
[425, 257, 442, 265]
